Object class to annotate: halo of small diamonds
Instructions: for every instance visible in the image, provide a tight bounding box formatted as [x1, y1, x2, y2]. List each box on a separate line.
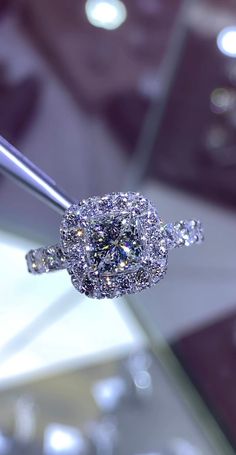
[60, 192, 168, 299]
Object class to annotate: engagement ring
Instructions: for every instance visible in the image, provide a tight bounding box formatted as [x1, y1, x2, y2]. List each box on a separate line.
[26, 192, 204, 299]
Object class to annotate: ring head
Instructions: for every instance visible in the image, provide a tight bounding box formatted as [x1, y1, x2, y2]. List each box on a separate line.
[60, 192, 168, 299]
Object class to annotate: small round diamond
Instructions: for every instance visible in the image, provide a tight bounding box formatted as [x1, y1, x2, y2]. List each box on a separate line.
[60, 192, 168, 299]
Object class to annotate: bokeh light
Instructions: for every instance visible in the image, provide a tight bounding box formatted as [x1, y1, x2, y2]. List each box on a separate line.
[217, 26, 236, 57]
[85, 0, 127, 30]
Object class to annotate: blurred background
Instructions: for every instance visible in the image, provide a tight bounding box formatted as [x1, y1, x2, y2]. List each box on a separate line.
[0, 0, 236, 453]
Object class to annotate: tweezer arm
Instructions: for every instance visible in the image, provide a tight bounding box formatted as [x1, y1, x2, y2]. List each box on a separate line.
[0, 136, 74, 214]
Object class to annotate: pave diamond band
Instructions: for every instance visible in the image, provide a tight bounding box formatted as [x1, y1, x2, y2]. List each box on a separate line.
[26, 245, 66, 274]
[165, 220, 204, 249]
[25, 192, 204, 299]
[26, 220, 203, 275]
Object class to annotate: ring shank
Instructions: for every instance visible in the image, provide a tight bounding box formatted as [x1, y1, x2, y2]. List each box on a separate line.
[26, 245, 66, 274]
[26, 219, 204, 275]
[164, 219, 204, 249]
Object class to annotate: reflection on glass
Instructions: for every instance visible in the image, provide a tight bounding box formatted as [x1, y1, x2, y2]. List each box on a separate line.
[14, 396, 36, 444]
[210, 88, 235, 114]
[0, 433, 11, 455]
[92, 376, 126, 412]
[88, 417, 118, 455]
[44, 424, 87, 455]
[166, 438, 202, 455]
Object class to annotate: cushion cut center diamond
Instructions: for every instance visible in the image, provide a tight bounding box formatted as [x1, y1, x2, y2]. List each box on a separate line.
[61, 192, 167, 299]
[88, 214, 144, 276]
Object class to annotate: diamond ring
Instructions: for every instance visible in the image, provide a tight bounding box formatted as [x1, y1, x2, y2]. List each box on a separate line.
[26, 192, 204, 299]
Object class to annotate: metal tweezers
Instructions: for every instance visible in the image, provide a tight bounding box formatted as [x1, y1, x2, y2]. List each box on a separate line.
[0, 135, 75, 215]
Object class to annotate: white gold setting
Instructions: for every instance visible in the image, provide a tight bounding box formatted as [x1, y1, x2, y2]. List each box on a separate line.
[26, 192, 204, 299]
